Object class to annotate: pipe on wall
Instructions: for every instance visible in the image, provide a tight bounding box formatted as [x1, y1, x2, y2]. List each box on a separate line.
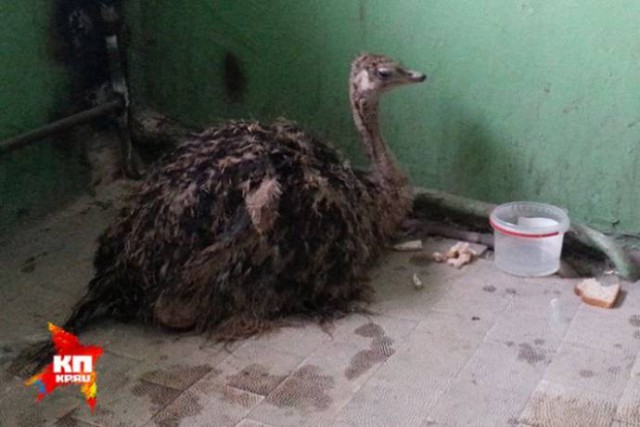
[0, 98, 123, 157]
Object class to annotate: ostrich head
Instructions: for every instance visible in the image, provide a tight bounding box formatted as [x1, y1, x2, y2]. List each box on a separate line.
[350, 54, 426, 99]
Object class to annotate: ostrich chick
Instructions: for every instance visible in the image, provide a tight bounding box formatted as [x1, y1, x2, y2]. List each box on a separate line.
[13, 54, 426, 372]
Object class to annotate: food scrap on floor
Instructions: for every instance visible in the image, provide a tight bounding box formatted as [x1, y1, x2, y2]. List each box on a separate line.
[432, 241, 480, 269]
[574, 278, 621, 309]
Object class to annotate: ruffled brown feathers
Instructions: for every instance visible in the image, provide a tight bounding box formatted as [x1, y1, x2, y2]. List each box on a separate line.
[90, 120, 387, 334]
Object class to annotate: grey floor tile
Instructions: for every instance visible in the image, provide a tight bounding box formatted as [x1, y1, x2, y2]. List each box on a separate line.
[427, 261, 514, 323]
[213, 340, 305, 396]
[152, 381, 263, 427]
[617, 285, 640, 312]
[542, 342, 635, 398]
[486, 309, 573, 348]
[372, 311, 493, 388]
[456, 340, 551, 392]
[327, 313, 418, 344]
[611, 421, 640, 427]
[519, 380, 617, 427]
[615, 356, 640, 426]
[425, 377, 532, 427]
[335, 375, 447, 427]
[52, 413, 101, 427]
[245, 323, 332, 357]
[235, 419, 275, 427]
[70, 381, 182, 427]
[0, 383, 81, 427]
[501, 277, 581, 320]
[247, 321, 411, 427]
[563, 303, 640, 354]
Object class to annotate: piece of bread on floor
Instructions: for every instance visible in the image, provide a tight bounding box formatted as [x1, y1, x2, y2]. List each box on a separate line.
[574, 278, 620, 309]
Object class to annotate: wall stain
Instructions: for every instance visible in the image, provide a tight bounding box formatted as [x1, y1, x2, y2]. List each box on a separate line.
[482, 285, 496, 293]
[224, 52, 246, 103]
[629, 315, 640, 327]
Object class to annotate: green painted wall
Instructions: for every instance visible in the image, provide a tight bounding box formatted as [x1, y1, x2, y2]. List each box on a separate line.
[126, 0, 640, 233]
[0, 1, 86, 233]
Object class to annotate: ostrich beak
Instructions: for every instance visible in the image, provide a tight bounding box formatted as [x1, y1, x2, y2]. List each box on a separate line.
[406, 69, 427, 83]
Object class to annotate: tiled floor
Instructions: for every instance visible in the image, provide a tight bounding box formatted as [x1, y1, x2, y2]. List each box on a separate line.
[1, 184, 639, 426]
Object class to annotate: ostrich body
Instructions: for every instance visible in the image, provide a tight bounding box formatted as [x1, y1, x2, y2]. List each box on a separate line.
[14, 54, 426, 371]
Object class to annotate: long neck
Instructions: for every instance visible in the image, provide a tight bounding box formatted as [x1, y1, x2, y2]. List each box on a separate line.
[350, 89, 412, 238]
[350, 92, 407, 188]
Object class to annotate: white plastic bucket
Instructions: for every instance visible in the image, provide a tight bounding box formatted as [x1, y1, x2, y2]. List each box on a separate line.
[490, 202, 570, 277]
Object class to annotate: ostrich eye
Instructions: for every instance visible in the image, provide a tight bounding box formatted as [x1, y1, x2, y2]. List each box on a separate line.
[377, 69, 392, 79]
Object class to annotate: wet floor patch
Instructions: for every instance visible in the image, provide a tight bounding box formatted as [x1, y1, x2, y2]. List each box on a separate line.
[226, 364, 286, 396]
[131, 379, 182, 410]
[52, 412, 81, 427]
[518, 343, 546, 366]
[354, 323, 385, 338]
[152, 391, 204, 427]
[345, 322, 395, 380]
[265, 365, 334, 411]
[220, 385, 260, 408]
[521, 386, 615, 426]
[139, 364, 213, 390]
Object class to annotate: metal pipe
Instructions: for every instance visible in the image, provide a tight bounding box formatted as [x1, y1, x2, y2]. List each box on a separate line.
[0, 98, 123, 157]
[102, 4, 140, 179]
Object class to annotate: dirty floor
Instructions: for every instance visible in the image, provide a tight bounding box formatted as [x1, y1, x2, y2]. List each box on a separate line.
[1, 183, 640, 427]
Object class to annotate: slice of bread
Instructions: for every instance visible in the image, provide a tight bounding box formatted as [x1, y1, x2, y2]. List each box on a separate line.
[574, 278, 620, 309]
